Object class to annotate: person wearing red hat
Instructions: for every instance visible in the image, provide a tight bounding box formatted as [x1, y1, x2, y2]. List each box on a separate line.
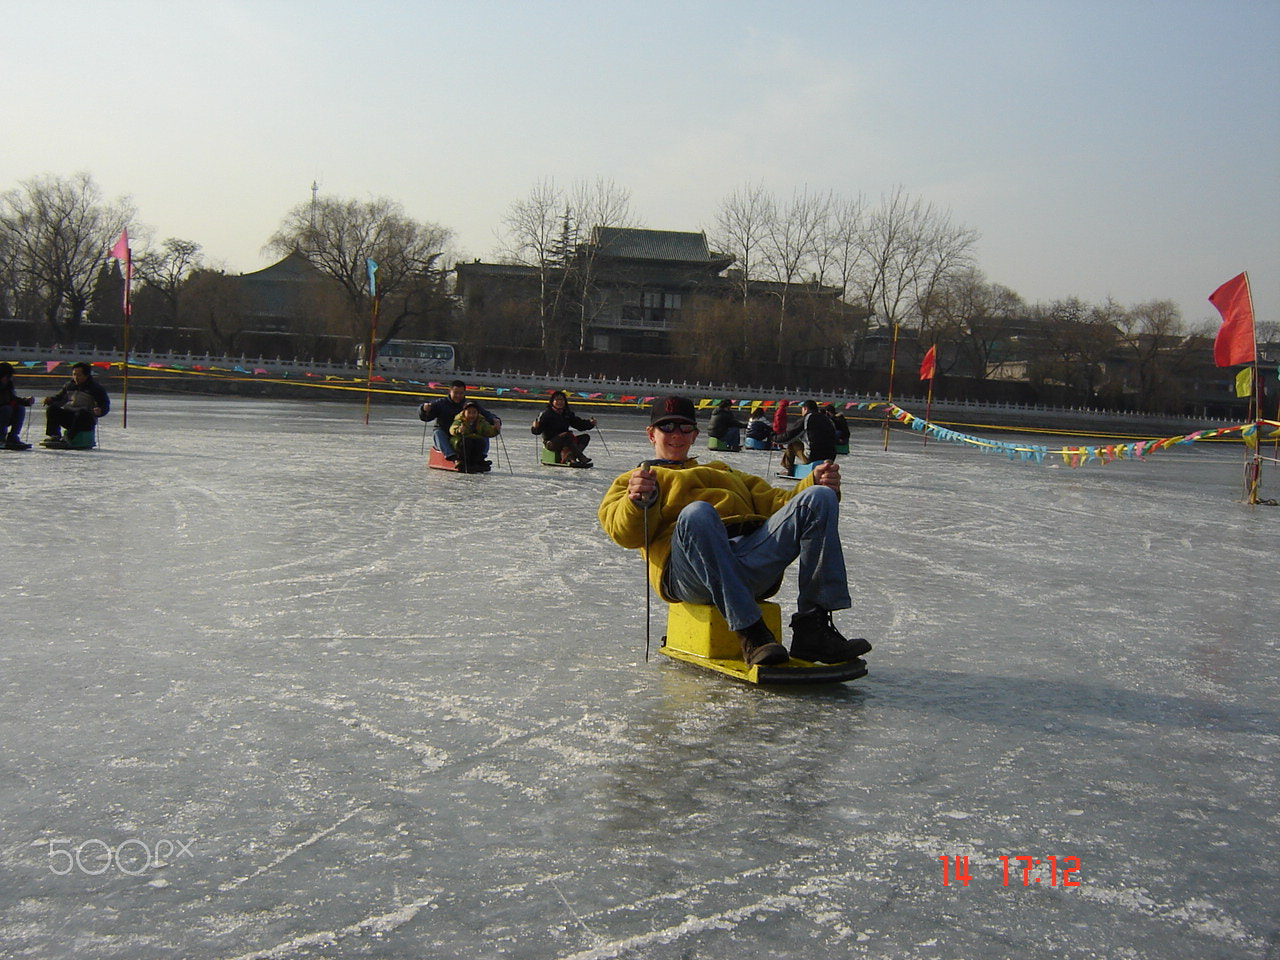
[599, 395, 871, 669]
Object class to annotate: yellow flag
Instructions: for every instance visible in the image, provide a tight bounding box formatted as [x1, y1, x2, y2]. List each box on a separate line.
[1235, 367, 1253, 398]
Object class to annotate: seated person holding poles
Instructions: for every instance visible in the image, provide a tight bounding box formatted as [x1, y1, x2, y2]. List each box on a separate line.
[776, 399, 837, 476]
[0, 362, 36, 451]
[598, 395, 870, 668]
[450, 400, 499, 473]
[42, 362, 109, 449]
[532, 390, 596, 466]
[419, 379, 501, 461]
[707, 398, 747, 451]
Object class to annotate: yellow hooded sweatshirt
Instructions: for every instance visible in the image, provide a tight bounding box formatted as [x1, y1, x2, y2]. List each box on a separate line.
[598, 458, 823, 601]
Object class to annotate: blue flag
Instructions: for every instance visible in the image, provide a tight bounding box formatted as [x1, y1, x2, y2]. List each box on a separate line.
[367, 258, 379, 298]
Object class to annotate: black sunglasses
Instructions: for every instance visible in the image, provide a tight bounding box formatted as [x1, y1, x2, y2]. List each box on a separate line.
[654, 421, 696, 434]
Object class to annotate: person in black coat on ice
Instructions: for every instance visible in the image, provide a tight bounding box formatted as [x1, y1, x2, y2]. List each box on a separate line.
[42, 362, 109, 448]
[776, 399, 837, 474]
[708, 398, 747, 450]
[0, 362, 35, 450]
[822, 403, 851, 446]
[532, 390, 596, 466]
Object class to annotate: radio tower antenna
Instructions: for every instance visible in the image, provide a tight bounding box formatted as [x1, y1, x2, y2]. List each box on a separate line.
[310, 180, 319, 230]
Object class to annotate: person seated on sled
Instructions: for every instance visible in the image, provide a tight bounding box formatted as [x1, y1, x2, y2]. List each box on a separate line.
[823, 402, 851, 446]
[0, 362, 36, 451]
[598, 395, 870, 668]
[419, 380, 500, 461]
[532, 389, 596, 466]
[776, 399, 837, 475]
[707, 398, 747, 451]
[744, 406, 772, 447]
[42, 362, 109, 448]
[450, 401, 498, 472]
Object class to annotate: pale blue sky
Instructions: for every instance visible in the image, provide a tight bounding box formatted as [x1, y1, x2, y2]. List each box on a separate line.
[4, 0, 1277, 327]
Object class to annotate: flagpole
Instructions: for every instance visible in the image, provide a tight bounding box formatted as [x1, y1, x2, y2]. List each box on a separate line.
[363, 258, 380, 426]
[923, 376, 935, 450]
[363, 293, 379, 426]
[919, 343, 937, 449]
[1209, 271, 1260, 505]
[110, 230, 133, 429]
[122, 243, 131, 429]
[1246, 272, 1261, 505]
[882, 321, 900, 451]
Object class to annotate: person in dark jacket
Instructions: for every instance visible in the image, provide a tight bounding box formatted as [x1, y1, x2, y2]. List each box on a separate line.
[776, 399, 837, 474]
[531, 390, 596, 466]
[0, 362, 36, 450]
[823, 403, 851, 446]
[744, 407, 773, 447]
[707, 398, 746, 450]
[42, 362, 109, 448]
[418, 380, 501, 460]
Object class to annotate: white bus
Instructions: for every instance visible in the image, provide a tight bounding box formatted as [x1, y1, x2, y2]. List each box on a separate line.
[358, 340, 457, 375]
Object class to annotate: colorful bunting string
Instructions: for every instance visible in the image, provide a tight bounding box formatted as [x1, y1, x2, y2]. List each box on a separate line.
[7, 359, 1276, 465]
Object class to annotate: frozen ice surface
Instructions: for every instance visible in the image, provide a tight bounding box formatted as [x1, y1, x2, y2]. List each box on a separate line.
[1, 395, 1277, 959]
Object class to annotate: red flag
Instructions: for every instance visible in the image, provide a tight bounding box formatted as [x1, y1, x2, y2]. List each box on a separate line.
[919, 344, 937, 380]
[1209, 272, 1255, 367]
[110, 228, 130, 262]
[108, 228, 133, 320]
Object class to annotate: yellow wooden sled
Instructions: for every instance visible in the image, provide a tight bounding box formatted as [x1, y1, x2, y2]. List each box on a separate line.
[660, 601, 867, 685]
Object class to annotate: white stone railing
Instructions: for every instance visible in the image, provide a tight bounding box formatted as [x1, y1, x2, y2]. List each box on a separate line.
[1, 342, 1236, 425]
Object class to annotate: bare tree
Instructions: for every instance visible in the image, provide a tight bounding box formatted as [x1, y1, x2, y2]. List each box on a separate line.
[1112, 299, 1193, 411]
[710, 182, 775, 308]
[761, 187, 834, 362]
[179, 269, 249, 354]
[911, 208, 980, 334]
[496, 178, 573, 356]
[496, 177, 638, 355]
[709, 182, 776, 358]
[1028, 297, 1116, 402]
[134, 238, 204, 326]
[0, 172, 134, 340]
[817, 194, 871, 367]
[930, 267, 1025, 379]
[567, 178, 639, 349]
[854, 187, 976, 329]
[267, 194, 452, 346]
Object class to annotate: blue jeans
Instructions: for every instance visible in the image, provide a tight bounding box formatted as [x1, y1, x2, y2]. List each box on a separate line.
[434, 427, 488, 458]
[663, 485, 851, 631]
[1, 404, 26, 441]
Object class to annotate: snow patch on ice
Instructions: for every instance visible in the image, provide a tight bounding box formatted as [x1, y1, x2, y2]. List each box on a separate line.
[220, 895, 436, 960]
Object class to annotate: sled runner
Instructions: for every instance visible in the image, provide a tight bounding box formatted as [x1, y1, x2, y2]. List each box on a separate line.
[775, 461, 817, 481]
[539, 447, 591, 468]
[427, 447, 459, 471]
[427, 450, 491, 476]
[41, 429, 96, 450]
[661, 601, 867, 685]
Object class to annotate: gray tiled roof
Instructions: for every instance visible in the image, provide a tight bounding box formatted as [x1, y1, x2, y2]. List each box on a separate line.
[592, 227, 725, 263]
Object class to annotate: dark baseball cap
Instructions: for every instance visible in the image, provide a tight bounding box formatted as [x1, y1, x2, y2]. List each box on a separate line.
[649, 395, 697, 425]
